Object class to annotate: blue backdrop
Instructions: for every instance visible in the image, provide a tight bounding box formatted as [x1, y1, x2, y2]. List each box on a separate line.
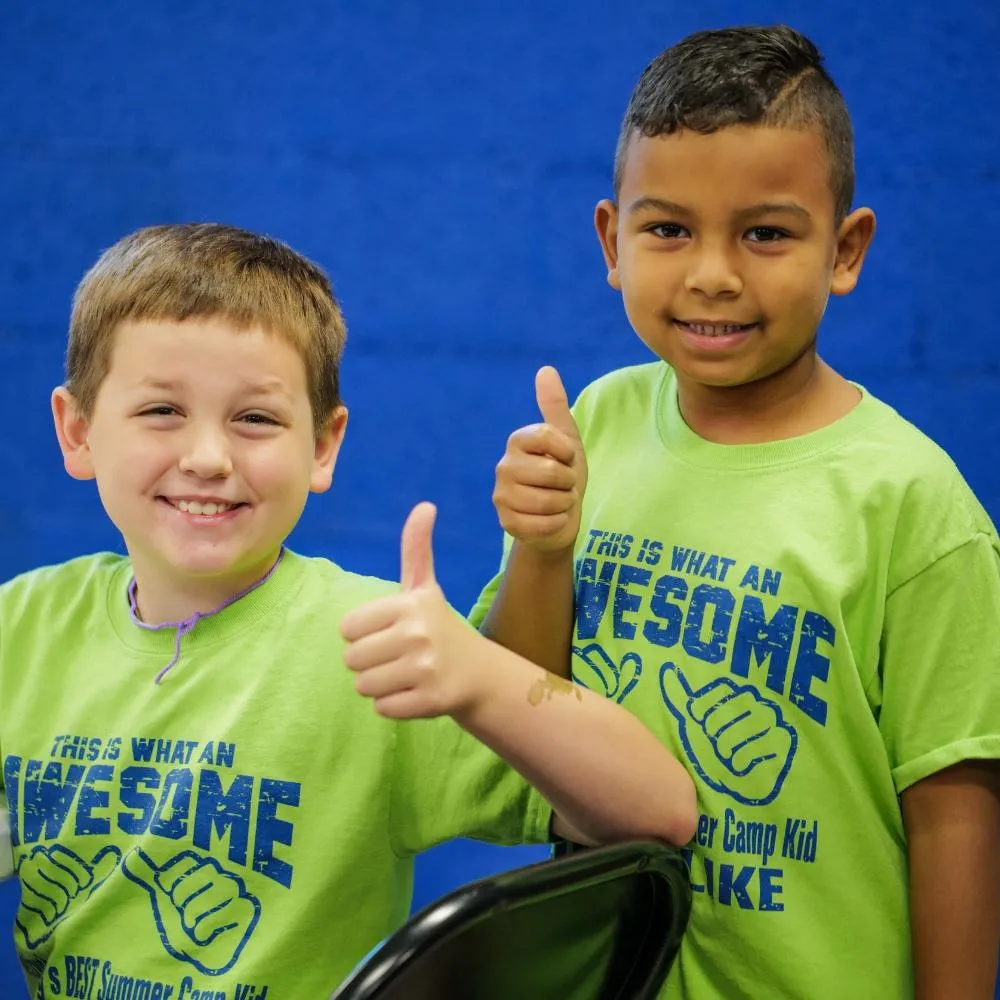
[2, 1, 998, 994]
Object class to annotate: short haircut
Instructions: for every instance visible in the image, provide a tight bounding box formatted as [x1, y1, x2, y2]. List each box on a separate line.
[613, 25, 855, 222]
[66, 223, 347, 434]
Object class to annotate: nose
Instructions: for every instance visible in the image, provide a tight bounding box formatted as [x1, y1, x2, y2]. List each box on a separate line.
[178, 423, 233, 480]
[684, 242, 743, 299]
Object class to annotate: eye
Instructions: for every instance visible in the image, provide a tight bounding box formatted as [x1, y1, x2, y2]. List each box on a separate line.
[648, 223, 690, 240]
[745, 227, 789, 243]
[238, 413, 280, 426]
[139, 405, 179, 417]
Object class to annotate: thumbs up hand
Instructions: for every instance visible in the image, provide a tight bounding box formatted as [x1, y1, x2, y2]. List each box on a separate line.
[340, 503, 487, 720]
[659, 663, 798, 807]
[15, 844, 121, 949]
[493, 367, 587, 553]
[121, 848, 260, 976]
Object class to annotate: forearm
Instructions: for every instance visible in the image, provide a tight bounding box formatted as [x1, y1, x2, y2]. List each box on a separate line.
[902, 763, 1000, 1000]
[479, 541, 576, 678]
[454, 636, 697, 848]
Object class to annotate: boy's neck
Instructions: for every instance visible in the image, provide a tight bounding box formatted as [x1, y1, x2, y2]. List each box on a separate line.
[676, 354, 860, 445]
[129, 551, 284, 627]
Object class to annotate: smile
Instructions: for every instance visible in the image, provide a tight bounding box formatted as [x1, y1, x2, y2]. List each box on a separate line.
[676, 320, 758, 337]
[161, 498, 245, 516]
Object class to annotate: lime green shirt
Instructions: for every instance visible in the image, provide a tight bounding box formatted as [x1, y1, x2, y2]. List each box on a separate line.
[1, 550, 550, 999]
[472, 361, 1000, 999]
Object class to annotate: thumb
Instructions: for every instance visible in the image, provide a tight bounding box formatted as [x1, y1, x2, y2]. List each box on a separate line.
[535, 366, 579, 440]
[660, 662, 695, 719]
[88, 846, 122, 890]
[122, 848, 189, 958]
[121, 846, 163, 895]
[401, 502, 437, 591]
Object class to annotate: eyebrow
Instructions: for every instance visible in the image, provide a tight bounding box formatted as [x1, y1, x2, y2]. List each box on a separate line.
[133, 378, 182, 392]
[736, 202, 812, 222]
[132, 376, 293, 398]
[625, 197, 689, 216]
[625, 197, 812, 222]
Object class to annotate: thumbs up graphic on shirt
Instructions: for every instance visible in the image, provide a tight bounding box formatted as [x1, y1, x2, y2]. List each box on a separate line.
[15, 844, 121, 949]
[122, 848, 261, 975]
[572, 643, 642, 704]
[660, 663, 797, 806]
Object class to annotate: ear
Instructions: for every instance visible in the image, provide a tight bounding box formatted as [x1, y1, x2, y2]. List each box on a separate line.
[310, 405, 349, 494]
[830, 207, 876, 297]
[594, 199, 622, 290]
[51, 387, 96, 481]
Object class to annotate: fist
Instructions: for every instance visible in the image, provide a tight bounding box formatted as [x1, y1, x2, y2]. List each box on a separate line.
[493, 366, 587, 552]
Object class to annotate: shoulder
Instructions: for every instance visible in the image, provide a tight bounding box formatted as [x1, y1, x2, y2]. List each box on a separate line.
[846, 391, 997, 579]
[283, 552, 400, 614]
[572, 362, 666, 434]
[0, 552, 129, 616]
[574, 361, 665, 409]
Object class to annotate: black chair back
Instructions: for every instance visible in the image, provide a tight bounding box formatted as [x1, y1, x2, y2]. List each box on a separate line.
[331, 840, 691, 1000]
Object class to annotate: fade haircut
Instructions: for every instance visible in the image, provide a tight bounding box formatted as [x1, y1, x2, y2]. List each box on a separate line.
[613, 25, 855, 222]
[66, 223, 346, 434]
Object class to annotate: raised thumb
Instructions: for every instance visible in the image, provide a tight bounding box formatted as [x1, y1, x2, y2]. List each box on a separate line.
[535, 366, 579, 439]
[88, 845, 122, 889]
[121, 846, 163, 894]
[659, 663, 695, 717]
[401, 502, 437, 591]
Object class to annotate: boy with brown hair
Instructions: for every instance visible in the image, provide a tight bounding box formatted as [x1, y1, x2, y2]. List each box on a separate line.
[473, 25, 1000, 999]
[0, 223, 695, 998]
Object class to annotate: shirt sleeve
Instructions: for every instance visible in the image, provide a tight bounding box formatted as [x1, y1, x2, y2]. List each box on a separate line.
[879, 530, 1000, 792]
[467, 533, 513, 628]
[387, 709, 552, 858]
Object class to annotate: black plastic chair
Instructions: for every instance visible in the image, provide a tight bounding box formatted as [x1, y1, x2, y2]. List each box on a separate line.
[330, 840, 691, 1000]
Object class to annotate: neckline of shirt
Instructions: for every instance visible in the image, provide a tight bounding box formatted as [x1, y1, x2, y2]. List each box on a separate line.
[106, 548, 309, 657]
[655, 365, 885, 471]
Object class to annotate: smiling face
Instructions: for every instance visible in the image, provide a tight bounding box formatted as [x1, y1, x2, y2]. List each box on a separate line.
[53, 317, 346, 620]
[595, 125, 874, 403]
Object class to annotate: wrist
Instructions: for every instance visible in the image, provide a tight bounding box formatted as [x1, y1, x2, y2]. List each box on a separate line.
[447, 626, 504, 728]
[512, 538, 576, 565]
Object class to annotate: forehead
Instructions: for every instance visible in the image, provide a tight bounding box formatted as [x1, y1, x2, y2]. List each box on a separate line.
[620, 126, 835, 218]
[106, 318, 309, 392]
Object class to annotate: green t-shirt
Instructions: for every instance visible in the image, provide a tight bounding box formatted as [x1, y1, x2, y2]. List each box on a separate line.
[0, 550, 550, 999]
[471, 362, 1000, 999]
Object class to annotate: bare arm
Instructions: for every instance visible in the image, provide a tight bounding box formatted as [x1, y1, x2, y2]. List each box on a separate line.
[901, 761, 1000, 1000]
[480, 366, 586, 678]
[341, 502, 698, 848]
[480, 542, 576, 679]
[451, 624, 696, 846]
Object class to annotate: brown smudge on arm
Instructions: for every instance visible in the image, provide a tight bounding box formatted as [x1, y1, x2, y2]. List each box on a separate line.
[527, 672, 584, 706]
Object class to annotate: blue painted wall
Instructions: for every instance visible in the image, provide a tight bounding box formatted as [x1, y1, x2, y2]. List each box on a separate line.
[1, 0, 997, 994]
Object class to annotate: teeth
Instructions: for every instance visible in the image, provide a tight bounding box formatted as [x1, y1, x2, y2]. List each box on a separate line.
[687, 323, 748, 336]
[176, 500, 235, 516]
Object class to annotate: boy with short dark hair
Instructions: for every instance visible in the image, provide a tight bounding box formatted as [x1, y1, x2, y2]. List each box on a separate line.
[473, 25, 1000, 998]
[0, 223, 696, 998]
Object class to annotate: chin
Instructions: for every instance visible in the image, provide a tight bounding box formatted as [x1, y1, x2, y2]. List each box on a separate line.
[160, 544, 262, 580]
[675, 366, 754, 389]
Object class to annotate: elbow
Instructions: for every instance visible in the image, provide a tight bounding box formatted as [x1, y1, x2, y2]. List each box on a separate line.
[595, 778, 698, 848]
[656, 779, 698, 848]
[670, 787, 699, 847]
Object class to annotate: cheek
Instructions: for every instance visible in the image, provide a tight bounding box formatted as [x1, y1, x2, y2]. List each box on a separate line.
[92, 433, 167, 488]
[620, 252, 679, 307]
[243, 440, 315, 494]
[757, 256, 831, 317]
